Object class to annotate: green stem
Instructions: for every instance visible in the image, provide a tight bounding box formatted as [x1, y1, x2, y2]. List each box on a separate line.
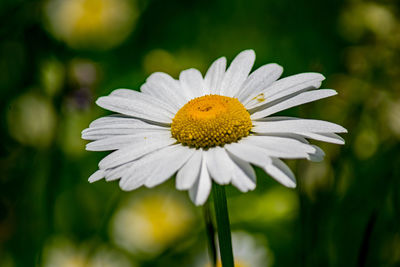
[213, 183, 234, 267]
[203, 201, 217, 267]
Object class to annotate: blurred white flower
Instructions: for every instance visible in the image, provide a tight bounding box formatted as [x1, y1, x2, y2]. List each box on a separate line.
[44, 0, 139, 50]
[41, 237, 134, 267]
[42, 237, 87, 267]
[339, 2, 396, 41]
[7, 92, 57, 148]
[89, 245, 133, 267]
[110, 191, 194, 255]
[196, 231, 273, 267]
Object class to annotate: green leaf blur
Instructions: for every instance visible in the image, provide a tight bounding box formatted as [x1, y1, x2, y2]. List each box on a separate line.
[1, 0, 399, 266]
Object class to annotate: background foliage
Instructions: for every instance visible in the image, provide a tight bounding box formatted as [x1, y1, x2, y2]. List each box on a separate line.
[1, 0, 400, 266]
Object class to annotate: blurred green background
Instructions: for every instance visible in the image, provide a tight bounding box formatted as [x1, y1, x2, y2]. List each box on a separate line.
[1, 0, 400, 266]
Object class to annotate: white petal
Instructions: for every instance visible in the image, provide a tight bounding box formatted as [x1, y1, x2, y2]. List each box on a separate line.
[267, 72, 325, 95]
[205, 147, 233, 185]
[242, 136, 315, 159]
[229, 153, 256, 192]
[88, 169, 105, 183]
[98, 136, 176, 169]
[253, 119, 347, 134]
[264, 158, 296, 188]
[189, 154, 212, 206]
[82, 127, 168, 141]
[176, 149, 203, 190]
[299, 132, 345, 145]
[204, 57, 226, 95]
[180, 68, 206, 99]
[251, 116, 346, 143]
[96, 95, 173, 124]
[307, 145, 325, 162]
[88, 115, 165, 128]
[259, 133, 309, 143]
[250, 89, 337, 119]
[254, 116, 298, 122]
[142, 72, 187, 109]
[144, 145, 194, 188]
[104, 163, 132, 182]
[224, 142, 272, 168]
[83, 116, 167, 141]
[237, 63, 283, 101]
[110, 89, 177, 114]
[86, 131, 171, 151]
[118, 146, 173, 191]
[89, 115, 132, 127]
[244, 72, 325, 108]
[119, 173, 147, 191]
[220, 50, 255, 97]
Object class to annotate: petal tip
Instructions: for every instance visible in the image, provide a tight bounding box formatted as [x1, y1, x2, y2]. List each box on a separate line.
[88, 170, 104, 183]
[95, 97, 106, 107]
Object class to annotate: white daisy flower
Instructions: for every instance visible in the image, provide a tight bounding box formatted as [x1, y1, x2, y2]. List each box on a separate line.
[82, 49, 347, 206]
[195, 231, 272, 267]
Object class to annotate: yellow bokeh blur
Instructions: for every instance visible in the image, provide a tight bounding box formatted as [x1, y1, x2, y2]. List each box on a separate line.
[110, 190, 194, 255]
[43, 0, 139, 50]
[7, 92, 57, 148]
[41, 237, 133, 267]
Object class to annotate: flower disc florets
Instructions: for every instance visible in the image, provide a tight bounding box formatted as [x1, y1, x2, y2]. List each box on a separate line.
[171, 95, 252, 148]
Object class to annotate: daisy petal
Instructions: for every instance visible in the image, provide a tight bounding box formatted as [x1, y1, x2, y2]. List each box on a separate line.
[104, 163, 132, 182]
[96, 95, 173, 124]
[225, 142, 272, 168]
[205, 147, 233, 185]
[180, 68, 206, 99]
[142, 72, 187, 109]
[88, 115, 165, 128]
[86, 131, 170, 151]
[176, 149, 203, 190]
[98, 136, 176, 169]
[89, 115, 132, 127]
[266, 72, 325, 96]
[237, 63, 283, 101]
[145, 145, 195, 187]
[244, 72, 325, 108]
[261, 133, 309, 143]
[251, 89, 337, 119]
[229, 153, 256, 192]
[299, 132, 345, 144]
[118, 146, 173, 191]
[253, 119, 347, 134]
[88, 169, 105, 183]
[189, 154, 212, 206]
[84, 116, 167, 140]
[220, 50, 255, 97]
[307, 145, 325, 162]
[204, 57, 227, 95]
[82, 127, 168, 141]
[265, 158, 296, 188]
[243, 136, 316, 159]
[110, 89, 177, 114]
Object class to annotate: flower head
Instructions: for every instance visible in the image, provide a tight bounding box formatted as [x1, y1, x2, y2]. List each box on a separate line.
[82, 50, 347, 205]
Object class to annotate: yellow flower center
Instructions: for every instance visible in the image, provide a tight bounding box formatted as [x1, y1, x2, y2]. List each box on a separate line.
[171, 95, 252, 148]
